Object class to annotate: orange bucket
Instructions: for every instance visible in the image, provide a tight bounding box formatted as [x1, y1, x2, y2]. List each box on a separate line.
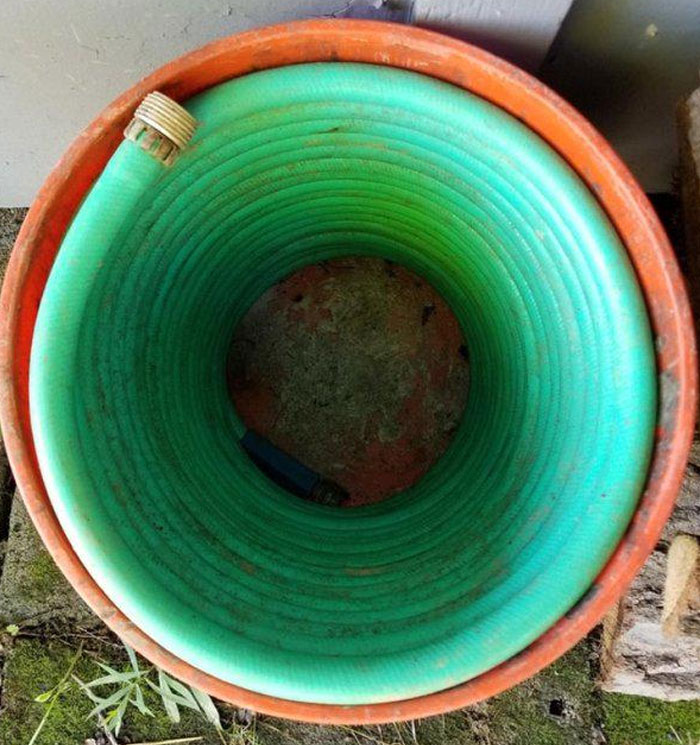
[0, 20, 696, 723]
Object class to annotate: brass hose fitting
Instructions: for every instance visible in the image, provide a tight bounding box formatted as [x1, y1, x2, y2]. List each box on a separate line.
[124, 92, 197, 165]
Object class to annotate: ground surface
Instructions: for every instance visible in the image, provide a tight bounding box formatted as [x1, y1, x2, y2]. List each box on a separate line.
[0, 206, 698, 744]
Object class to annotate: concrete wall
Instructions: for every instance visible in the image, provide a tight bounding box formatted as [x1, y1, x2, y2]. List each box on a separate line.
[4, 0, 699, 203]
[540, 0, 700, 193]
[0, 0, 574, 206]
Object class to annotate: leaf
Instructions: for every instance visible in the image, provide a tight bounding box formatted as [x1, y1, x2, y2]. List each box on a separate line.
[131, 683, 154, 717]
[5, 624, 20, 636]
[160, 673, 197, 709]
[190, 686, 221, 730]
[111, 689, 131, 736]
[86, 669, 141, 688]
[156, 670, 181, 723]
[86, 685, 130, 719]
[72, 676, 106, 705]
[95, 661, 123, 676]
[124, 643, 140, 675]
[33, 680, 70, 704]
[85, 660, 141, 687]
[152, 676, 198, 709]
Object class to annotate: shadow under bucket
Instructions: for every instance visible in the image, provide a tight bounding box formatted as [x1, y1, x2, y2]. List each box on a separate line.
[1, 21, 696, 723]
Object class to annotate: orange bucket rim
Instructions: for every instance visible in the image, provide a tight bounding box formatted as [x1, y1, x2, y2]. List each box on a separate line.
[0, 19, 696, 724]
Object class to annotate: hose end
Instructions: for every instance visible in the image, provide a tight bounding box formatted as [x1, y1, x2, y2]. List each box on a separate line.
[124, 92, 198, 166]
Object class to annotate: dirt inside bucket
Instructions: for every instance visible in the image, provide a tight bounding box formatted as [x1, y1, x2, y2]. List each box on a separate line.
[228, 256, 470, 506]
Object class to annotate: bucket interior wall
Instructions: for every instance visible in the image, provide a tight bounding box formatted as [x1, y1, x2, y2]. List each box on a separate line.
[29, 63, 656, 705]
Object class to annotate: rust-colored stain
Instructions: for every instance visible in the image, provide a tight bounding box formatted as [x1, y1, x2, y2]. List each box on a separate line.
[0, 19, 695, 724]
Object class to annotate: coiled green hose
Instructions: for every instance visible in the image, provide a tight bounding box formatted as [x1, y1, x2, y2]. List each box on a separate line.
[30, 63, 655, 704]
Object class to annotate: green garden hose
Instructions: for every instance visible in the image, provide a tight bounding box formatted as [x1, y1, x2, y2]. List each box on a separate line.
[29, 63, 656, 704]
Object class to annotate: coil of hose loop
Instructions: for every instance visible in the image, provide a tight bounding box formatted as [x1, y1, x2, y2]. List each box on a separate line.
[29, 63, 655, 705]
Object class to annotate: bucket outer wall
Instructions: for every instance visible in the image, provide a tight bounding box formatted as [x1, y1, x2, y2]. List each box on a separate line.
[0, 20, 696, 724]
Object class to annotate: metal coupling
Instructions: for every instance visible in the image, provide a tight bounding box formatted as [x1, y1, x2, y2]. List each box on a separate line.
[124, 91, 198, 166]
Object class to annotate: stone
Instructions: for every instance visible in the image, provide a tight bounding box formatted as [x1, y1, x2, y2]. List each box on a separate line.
[0, 493, 96, 628]
[0, 208, 99, 628]
[600, 439, 700, 700]
[0, 209, 25, 552]
[0, 208, 25, 273]
[679, 87, 700, 332]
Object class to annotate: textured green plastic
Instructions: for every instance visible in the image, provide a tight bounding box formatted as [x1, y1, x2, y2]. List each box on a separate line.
[30, 64, 656, 705]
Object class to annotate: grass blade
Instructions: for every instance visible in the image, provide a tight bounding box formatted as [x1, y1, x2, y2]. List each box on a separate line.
[85, 668, 141, 687]
[146, 677, 187, 703]
[125, 643, 140, 675]
[87, 686, 130, 719]
[72, 675, 106, 705]
[94, 661, 127, 678]
[190, 687, 221, 729]
[156, 670, 181, 723]
[28, 644, 84, 745]
[109, 689, 131, 736]
[132, 683, 154, 717]
[161, 673, 197, 709]
[128, 738, 204, 745]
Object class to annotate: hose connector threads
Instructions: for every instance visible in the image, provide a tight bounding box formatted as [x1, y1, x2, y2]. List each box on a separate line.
[124, 92, 197, 166]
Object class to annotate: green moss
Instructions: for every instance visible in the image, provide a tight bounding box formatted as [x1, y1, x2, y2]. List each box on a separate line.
[603, 693, 700, 745]
[485, 640, 603, 745]
[409, 712, 483, 745]
[256, 641, 602, 745]
[0, 638, 221, 745]
[10, 632, 694, 745]
[0, 499, 93, 626]
[22, 551, 64, 602]
[259, 710, 482, 745]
